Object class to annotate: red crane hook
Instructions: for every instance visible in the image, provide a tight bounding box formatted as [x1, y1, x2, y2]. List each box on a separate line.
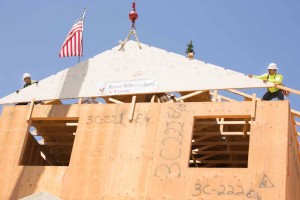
[129, 2, 138, 29]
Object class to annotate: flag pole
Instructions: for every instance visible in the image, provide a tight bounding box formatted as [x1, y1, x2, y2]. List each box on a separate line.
[78, 8, 87, 63]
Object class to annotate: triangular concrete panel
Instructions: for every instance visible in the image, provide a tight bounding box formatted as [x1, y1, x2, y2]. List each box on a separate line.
[0, 41, 272, 104]
[19, 191, 61, 200]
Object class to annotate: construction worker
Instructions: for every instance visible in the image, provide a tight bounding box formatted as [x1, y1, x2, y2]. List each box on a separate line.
[16, 73, 38, 93]
[248, 63, 284, 100]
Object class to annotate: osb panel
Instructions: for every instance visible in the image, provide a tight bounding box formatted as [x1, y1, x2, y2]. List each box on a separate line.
[9, 167, 66, 199]
[61, 103, 161, 200]
[0, 102, 299, 200]
[285, 114, 300, 200]
[0, 105, 66, 199]
[147, 101, 292, 200]
[0, 106, 16, 147]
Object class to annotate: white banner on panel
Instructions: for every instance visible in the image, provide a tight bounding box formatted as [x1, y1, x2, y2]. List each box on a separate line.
[97, 79, 157, 95]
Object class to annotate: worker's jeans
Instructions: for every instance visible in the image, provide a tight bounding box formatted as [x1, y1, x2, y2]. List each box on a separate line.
[262, 90, 284, 101]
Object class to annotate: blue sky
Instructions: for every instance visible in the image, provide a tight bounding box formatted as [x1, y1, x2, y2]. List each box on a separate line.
[0, 0, 299, 113]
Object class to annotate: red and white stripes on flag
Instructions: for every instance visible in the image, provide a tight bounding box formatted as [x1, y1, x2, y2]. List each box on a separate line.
[59, 9, 86, 58]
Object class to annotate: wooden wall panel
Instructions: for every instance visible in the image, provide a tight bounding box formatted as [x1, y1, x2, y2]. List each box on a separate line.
[62, 103, 161, 200]
[147, 101, 295, 200]
[285, 113, 300, 200]
[0, 106, 66, 199]
[0, 101, 299, 200]
[147, 103, 193, 200]
[0, 106, 29, 199]
[9, 167, 66, 199]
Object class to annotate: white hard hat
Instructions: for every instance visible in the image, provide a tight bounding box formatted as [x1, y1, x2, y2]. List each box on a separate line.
[267, 63, 278, 70]
[23, 73, 31, 79]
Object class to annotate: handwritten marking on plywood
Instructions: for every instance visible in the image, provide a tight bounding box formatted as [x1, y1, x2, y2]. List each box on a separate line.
[259, 175, 274, 188]
[85, 112, 150, 127]
[154, 104, 187, 178]
[62, 104, 161, 199]
[191, 179, 263, 200]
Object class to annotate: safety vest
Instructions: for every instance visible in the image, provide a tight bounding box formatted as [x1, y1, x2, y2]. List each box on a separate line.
[253, 73, 283, 93]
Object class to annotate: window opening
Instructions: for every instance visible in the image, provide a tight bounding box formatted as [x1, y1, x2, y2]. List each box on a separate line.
[20, 119, 78, 166]
[189, 116, 251, 168]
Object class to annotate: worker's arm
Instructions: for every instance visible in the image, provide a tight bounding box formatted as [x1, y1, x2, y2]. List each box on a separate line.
[16, 80, 39, 93]
[253, 73, 268, 80]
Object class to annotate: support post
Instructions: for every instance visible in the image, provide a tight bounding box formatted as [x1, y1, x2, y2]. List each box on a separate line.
[128, 96, 137, 121]
[251, 93, 257, 119]
[26, 98, 35, 122]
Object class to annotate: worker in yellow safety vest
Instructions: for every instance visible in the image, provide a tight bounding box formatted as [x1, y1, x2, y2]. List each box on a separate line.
[248, 63, 284, 100]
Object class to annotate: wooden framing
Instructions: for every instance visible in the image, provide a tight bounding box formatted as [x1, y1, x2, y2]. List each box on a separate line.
[26, 98, 35, 122]
[128, 95, 137, 121]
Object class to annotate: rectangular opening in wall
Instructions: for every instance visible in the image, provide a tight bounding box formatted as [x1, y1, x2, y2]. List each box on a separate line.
[189, 116, 251, 168]
[19, 119, 78, 166]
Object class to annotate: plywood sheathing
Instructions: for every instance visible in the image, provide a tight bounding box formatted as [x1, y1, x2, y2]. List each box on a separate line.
[285, 112, 300, 199]
[0, 106, 67, 199]
[62, 103, 160, 199]
[0, 101, 299, 199]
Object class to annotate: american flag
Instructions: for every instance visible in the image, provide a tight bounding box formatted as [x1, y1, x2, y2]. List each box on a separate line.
[59, 9, 86, 58]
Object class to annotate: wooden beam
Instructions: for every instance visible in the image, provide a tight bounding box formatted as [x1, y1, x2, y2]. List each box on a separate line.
[190, 153, 199, 167]
[195, 121, 251, 125]
[26, 98, 35, 122]
[226, 89, 262, 101]
[174, 91, 205, 102]
[251, 93, 257, 119]
[31, 131, 75, 136]
[243, 120, 250, 136]
[39, 145, 57, 165]
[192, 135, 216, 142]
[196, 154, 217, 161]
[295, 121, 300, 126]
[32, 122, 78, 127]
[212, 90, 218, 102]
[108, 98, 124, 104]
[291, 109, 300, 117]
[210, 92, 233, 102]
[219, 117, 224, 133]
[276, 85, 300, 96]
[42, 99, 62, 105]
[128, 96, 137, 121]
[38, 141, 73, 146]
[192, 150, 248, 155]
[78, 98, 83, 105]
[197, 145, 218, 151]
[150, 95, 156, 103]
[217, 95, 236, 102]
[193, 131, 250, 136]
[192, 142, 249, 145]
[199, 160, 248, 164]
